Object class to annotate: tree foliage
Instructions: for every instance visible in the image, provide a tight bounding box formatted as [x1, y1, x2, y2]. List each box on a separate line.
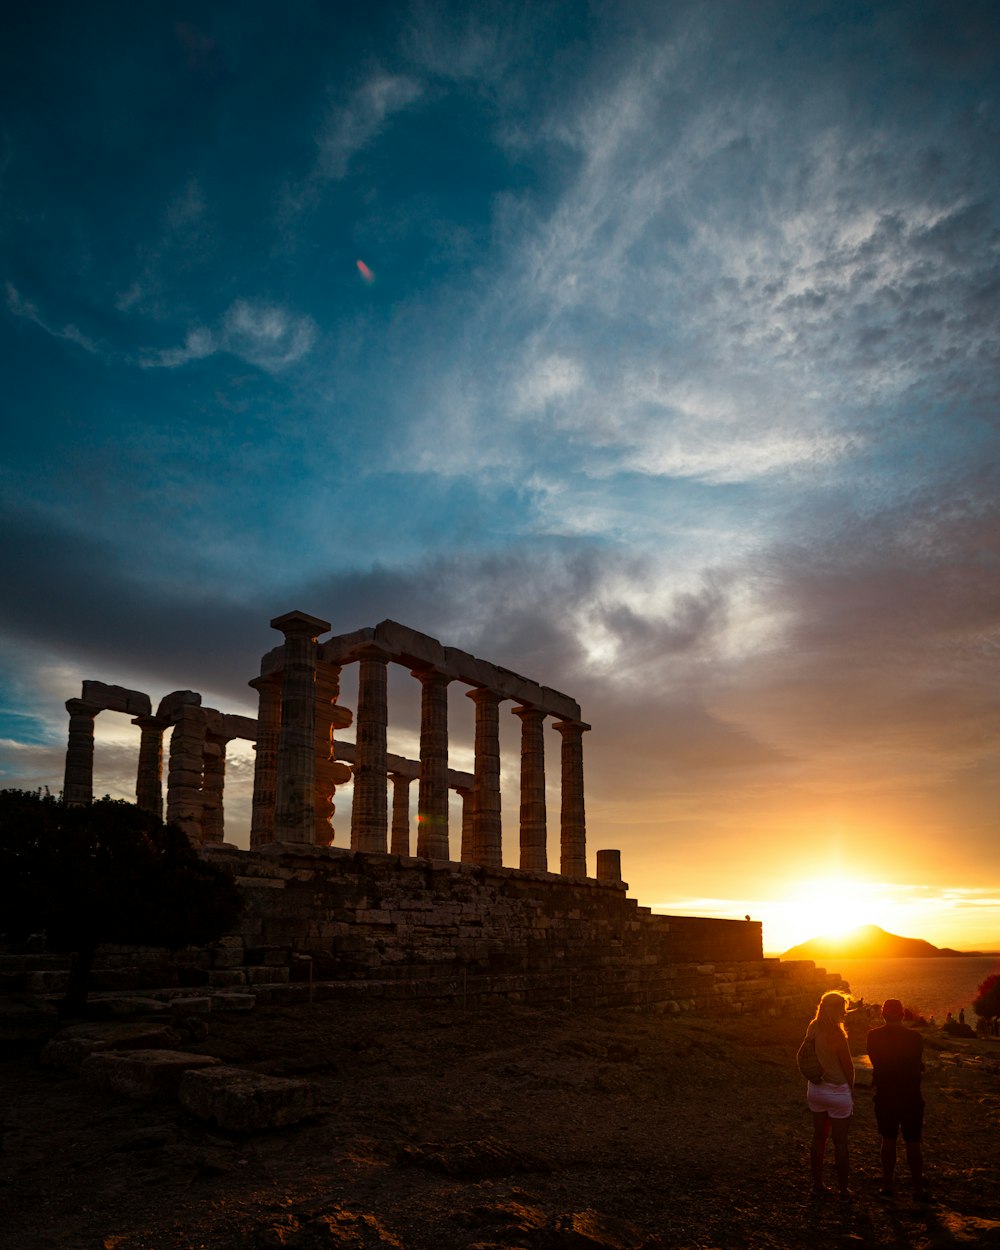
[0, 789, 242, 1012]
[974, 971, 1000, 1020]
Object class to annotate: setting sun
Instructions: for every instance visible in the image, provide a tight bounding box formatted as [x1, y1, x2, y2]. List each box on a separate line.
[762, 875, 904, 954]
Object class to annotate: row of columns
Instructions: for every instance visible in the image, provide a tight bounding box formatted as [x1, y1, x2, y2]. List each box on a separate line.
[63, 699, 235, 846]
[259, 614, 589, 877]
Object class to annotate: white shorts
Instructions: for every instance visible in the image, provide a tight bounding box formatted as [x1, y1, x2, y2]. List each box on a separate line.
[806, 1081, 853, 1119]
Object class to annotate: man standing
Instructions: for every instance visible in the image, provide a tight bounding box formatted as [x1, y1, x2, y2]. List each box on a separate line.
[866, 998, 927, 1201]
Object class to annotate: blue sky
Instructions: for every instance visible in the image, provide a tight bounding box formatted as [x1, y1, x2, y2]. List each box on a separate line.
[2, 0, 999, 952]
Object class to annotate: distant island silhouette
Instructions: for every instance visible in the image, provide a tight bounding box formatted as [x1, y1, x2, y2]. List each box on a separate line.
[781, 923, 988, 961]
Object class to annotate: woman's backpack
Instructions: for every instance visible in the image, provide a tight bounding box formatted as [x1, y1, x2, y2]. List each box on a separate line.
[796, 1033, 824, 1083]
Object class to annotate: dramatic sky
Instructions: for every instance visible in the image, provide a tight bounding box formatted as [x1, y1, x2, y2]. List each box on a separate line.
[3, 1, 999, 954]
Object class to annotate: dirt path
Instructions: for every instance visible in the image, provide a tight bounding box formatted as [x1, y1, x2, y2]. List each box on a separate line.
[2, 1000, 998, 1249]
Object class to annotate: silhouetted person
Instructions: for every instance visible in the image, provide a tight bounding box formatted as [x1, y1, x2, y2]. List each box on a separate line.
[866, 998, 927, 1202]
[804, 990, 854, 1201]
[958, 1008, 965, 1025]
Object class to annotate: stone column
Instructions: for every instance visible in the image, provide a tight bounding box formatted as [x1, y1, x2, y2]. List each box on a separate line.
[63, 699, 102, 805]
[271, 610, 330, 844]
[512, 705, 547, 872]
[351, 643, 390, 853]
[413, 669, 451, 860]
[132, 715, 165, 819]
[201, 736, 227, 845]
[457, 786, 474, 862]
[554, 719, 590, 877]
[314, 664, 341, 844]
[468, 688, 503, 869]
[167, 704, 207, 844]
[249, 674, 281, 849]
[389, 772, 412, 855]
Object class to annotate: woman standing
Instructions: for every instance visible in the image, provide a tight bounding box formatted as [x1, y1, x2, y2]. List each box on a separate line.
[804, 990, 855, 1200]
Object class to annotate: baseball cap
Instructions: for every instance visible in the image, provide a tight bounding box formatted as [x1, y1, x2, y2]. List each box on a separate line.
[881, 998, 904, 1019]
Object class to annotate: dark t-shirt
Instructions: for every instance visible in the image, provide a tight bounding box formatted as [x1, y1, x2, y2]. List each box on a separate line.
[866, 1024, 923, 1102]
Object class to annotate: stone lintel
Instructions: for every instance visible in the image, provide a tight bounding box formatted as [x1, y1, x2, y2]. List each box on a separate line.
[333, 740, 473, 788]
[81, 681, 152, 717]
[270, 609, 331, 637]
[553, 718, 592, 733]
[373, 619, 447, 670]
[540, 687, 582, 721]
[222, 713, 258, 741]
[317, 627, 375, 665]
[156, 690, 203, 722]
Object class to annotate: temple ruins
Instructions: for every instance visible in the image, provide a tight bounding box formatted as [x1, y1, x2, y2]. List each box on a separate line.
[54, 610, 840, 1016]
[63, 611, 605, 880]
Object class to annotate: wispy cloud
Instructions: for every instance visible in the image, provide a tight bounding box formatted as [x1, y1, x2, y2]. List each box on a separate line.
[139, 298, 316, 372]
[314, 73, 423, 181]
[5, 281, 99, 354]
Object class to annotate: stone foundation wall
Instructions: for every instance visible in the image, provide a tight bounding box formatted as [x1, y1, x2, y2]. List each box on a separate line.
[195, 845, 840, 1017]
[1, 846, 842, 1019]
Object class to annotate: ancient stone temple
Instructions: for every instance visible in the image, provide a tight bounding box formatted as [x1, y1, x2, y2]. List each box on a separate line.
[62, 611, 602, 881]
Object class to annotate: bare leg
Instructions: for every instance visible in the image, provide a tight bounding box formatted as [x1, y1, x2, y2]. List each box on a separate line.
[905, 1140, 925, 1198]
[880, 1136, 897, 1193]
[831, 1117, 850, 1199]
[810, 1112, 831, 1193]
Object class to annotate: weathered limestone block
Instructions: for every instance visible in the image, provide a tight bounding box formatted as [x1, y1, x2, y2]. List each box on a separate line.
[41, 1021, 183, 1073]
[81, 1049, 221, 1101]
[208, 969, 247, 987]
[81, 681, 152, 717]
[179, 1065, 316, 1131]
[245, 966, 290, 984]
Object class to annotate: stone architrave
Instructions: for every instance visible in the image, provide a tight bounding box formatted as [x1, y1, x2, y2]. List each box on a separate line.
[467, 688, 503, 869]
[554, 719, 589, 877]
[201, 736, 227, 845]
[166, 704, 208, 844]
[389, 772, 412, 855]
[350, 644, 390, 853]
[132, 715, 165, 818]
[63, 699, 102, 806]
[512, 705, 547, 873]
[248, 674, 281, 849]
[413, 669, 451, 860]
[271, 611, 330, 844]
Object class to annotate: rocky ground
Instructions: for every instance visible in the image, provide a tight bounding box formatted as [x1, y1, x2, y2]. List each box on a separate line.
[2, 997, 999, 1250]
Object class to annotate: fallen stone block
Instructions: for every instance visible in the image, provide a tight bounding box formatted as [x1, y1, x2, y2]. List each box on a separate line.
[0, 998, 59, 1044]
[211, 992, 256, 1011]
[169, 996, 213, 1014]
[179, 1065, 316, 1131]
[81, 1049, 221, 1101]
[41, 1021, 182, 1073]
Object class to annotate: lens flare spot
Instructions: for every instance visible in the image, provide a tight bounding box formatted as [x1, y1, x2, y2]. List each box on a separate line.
[356, 259, 375, 284]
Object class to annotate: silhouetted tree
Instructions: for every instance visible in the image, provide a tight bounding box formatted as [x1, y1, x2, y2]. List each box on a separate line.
[0, 789, 242, 1015]
[974, 972, 1000, 1022]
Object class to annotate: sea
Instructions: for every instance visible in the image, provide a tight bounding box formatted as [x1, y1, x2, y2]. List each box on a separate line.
[808, 954, 1000, 1021]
